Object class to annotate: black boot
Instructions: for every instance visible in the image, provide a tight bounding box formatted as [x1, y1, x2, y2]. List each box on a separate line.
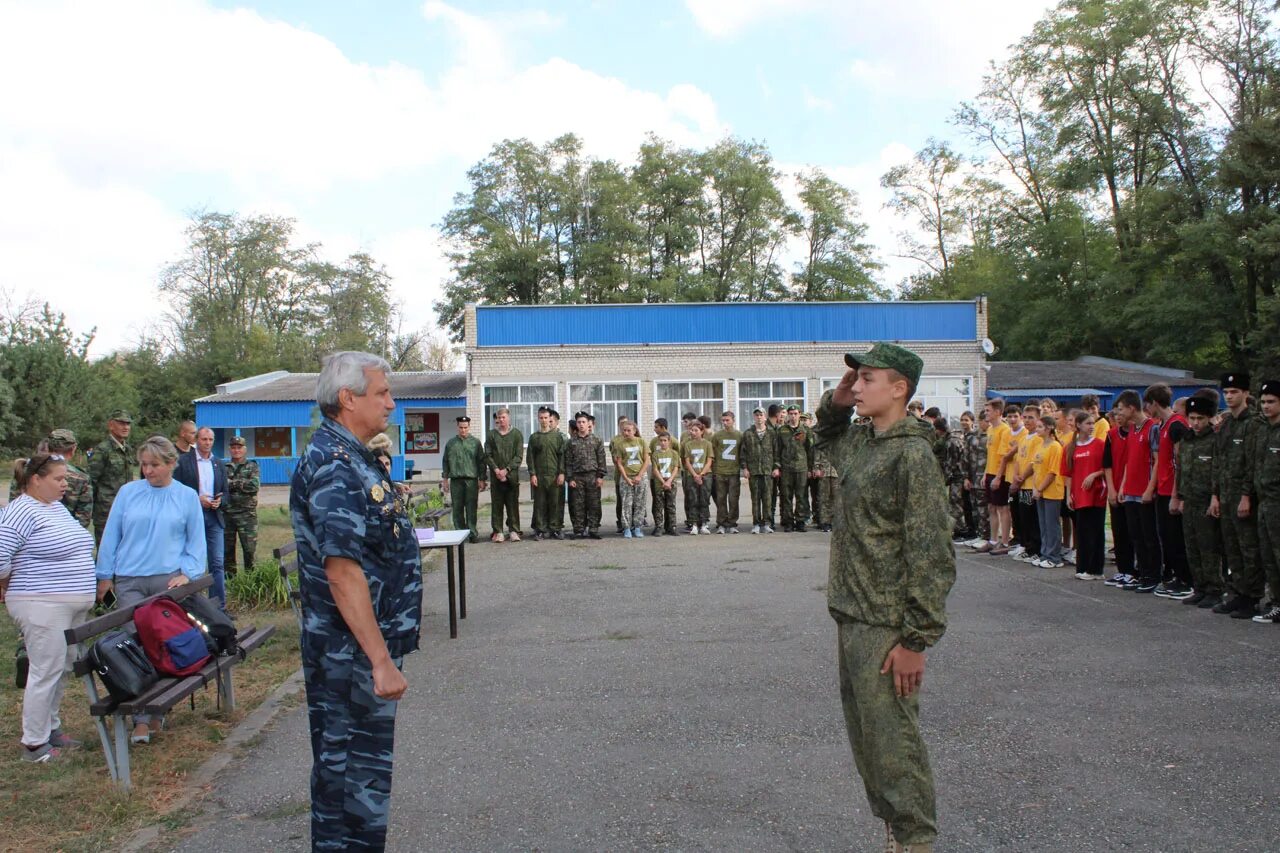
[1229, 597, 1259, 619]
[1212, 594, 1248, 615]
[1182, 591, 1207, 606]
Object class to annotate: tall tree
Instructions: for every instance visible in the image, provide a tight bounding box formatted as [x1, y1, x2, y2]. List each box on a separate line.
[881, 139, 970, 278]
[793, 169, 886, 300]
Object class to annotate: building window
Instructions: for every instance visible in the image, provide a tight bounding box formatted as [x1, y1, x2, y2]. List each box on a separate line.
[913, 376, 973, 420]
[483, 384, 555, 441]
[656, 381, 725, 438]
[737, 379, 805, 424]
[253, 427, 292, 457]
[568, 383, 639, 444]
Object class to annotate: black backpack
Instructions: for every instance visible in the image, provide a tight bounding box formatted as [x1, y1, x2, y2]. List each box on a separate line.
[182, 594, 241, 657]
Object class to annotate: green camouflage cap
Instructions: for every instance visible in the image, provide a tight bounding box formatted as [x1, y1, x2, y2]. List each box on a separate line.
[786, 404, 801, 412]
[47, 428, 78, 449]
[844, 342, 924, 387]
[108, 409, 133, 423]
[229, 435, 247, 447]
[802, 412, 815, 420]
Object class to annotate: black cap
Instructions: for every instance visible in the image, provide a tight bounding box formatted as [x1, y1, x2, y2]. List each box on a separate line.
[1186, 396, 1215, 417]
[549, 409, 560, 419]
[1260, 380, 1280, 399]
[1221, 371, 1251, 391]
[537, 406, 551, 414]
[456, 416, 471, 423]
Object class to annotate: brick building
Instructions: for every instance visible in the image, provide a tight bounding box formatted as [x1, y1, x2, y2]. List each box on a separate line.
[463, 299, 991, 444]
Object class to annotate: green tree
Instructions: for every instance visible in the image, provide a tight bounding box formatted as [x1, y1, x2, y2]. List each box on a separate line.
[792, 169, 886, 300]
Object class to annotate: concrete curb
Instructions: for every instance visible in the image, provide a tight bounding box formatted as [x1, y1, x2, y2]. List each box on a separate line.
[118, 666, 306, 853]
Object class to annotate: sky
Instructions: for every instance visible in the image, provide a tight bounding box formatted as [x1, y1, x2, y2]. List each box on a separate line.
[0, 0, 1057, 355]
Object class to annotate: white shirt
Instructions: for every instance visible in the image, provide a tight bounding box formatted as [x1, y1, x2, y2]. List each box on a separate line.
[196, 449, 214, 498]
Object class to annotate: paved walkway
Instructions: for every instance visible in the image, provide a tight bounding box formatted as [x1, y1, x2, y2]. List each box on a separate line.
[166, 530, 1280, 852]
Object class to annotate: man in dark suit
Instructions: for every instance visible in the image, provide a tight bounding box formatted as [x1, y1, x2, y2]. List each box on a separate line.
[177, 427, 228, 607]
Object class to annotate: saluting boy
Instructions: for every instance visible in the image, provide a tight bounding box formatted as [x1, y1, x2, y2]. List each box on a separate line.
[816, 343, 955, 853]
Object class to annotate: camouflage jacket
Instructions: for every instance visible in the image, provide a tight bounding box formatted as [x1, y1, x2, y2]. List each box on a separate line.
[87, 437, 136, 517]
[1176, 425, 1217, 503]
[776, 423, 815, 472]
[941, 431, 971, 486]
[814, 390, 955, 651]
[62, 462, 94, 528]
[526, 429, 566, 477]
[225, 460, 260, 515]
[1215, 407, 1260, 499]
[442, 435, 486, 480]
[290, 419, 423, 657]
[739, 425, 779, 475]
[565, 433, 607, 478]
[484, 428, 524, 478]
[1252, 416, 1280, 503]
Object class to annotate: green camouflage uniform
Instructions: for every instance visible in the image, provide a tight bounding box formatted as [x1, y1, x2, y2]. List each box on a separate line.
[1215, 408, 1263, 599]
[812, 446, 839, 528]
[565, 432, 607, 535]
[526, 428, 566, 535]
[1178, 425, 1222, 596]
[777, 422, 814, 529]
[87, 437, 136, 546]
[484, 428, 524, 536]
[711, 428, 743, 530]
[1252, 416, 1280, 603]
[966, 427, 989, 540]
[815, 389, 955, 848]
[443, 434, 486, 543]
[610, 434, 628, 531]
[741, 425, 780, 528]
[941, 429, 971, 537]
[224, 459, 260, 573]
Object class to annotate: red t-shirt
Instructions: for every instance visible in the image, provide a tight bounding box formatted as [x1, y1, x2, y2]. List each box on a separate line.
[1156, 413, 1189, 497]
[1068, 437, 1108, 508]
[1121, 419, 1159, 497]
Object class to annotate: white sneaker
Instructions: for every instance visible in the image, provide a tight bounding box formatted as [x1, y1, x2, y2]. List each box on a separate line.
[751, 525, 760, 534]
[715, 526, 725, 535]
[1063, 548, 1076, 564]
[1009, 545, 1026, 557]
[700, 525, 712, 535]
[964, 538, 985, 548]
[689, 526, 699, 536]
[1075, 571, 1090, 580]
[765, 525, 775, 533]
[729, 527, 739, 534]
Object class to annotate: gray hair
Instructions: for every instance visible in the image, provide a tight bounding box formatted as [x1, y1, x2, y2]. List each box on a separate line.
[317, 351, 391, 418]
[137, 435, 179, 466]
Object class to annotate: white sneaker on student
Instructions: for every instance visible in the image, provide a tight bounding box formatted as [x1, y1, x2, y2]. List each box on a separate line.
[751, 525, 760, 534]
[700, 525, 712, 535]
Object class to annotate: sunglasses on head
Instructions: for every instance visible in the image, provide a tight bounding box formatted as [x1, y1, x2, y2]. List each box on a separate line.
[25, 454, 66, 476]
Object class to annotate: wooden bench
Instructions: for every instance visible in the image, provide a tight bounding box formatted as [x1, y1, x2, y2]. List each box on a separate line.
[409, 483, 449, 529]
[65, 575, 276, 790]
[274, 541, 303, 629]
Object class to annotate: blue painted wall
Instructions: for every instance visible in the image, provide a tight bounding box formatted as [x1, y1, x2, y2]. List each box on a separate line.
[476, 302, 979, 347]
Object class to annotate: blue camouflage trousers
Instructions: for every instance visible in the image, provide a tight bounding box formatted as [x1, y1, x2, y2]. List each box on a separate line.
[303, 637, 402, 852]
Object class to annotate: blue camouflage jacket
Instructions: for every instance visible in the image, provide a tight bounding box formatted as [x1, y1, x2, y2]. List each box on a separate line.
[290, 419, 423, 657]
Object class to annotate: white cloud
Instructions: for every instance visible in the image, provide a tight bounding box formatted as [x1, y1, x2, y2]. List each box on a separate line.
[801, 87, 835, 113]
[848, 59, 894, 86]
[684, 0, 818, 39]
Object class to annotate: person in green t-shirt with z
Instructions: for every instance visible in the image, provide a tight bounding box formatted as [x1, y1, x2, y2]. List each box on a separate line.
[711, 411, 744, 534]
[682, 421, 713, 535]
[650, 432, 681, 536]
[613, 420, 650, 538]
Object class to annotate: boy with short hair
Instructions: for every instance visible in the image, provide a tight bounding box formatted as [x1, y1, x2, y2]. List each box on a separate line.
[1251, 380, 1280, 623]
[711, 411, 744, 533]
[1146, 383, 1193, 598]
[989, 404, 1026, 556]
[817, 342, 955, 853]
[1211, 372, 1264, 618]
[1114, 390, 1161, 592]
[680, 412, 698, 531]
[1171, 394, 1223, 607]
[650, 432, 681, 536]
[1008, 405, 1042, 562]
[682, 421, 713, 535]
[742, 407, 780, 534]
[974, 399, 1012, 553]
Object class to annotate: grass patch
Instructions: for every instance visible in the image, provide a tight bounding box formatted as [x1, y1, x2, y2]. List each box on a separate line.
[590, 563, 625, 571]
[0, 606, 302, 852]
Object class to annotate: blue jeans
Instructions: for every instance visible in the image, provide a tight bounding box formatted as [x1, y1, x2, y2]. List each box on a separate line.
[1037, 498, 1063, 563]
[204, 514, 226, 608]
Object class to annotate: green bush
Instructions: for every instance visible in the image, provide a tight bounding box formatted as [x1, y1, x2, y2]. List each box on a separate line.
[227, 560, 290, 611]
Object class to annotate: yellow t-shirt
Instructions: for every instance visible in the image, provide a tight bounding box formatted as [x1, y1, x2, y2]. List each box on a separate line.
[1016, 433, 1043, 486]
[1093, 417, 1111, 441]
[984, 421, 1012, 477]
[1034, 440, 1065, 500]
[1055, 427, 1074, 447]
[1002, 427, 1029, 480]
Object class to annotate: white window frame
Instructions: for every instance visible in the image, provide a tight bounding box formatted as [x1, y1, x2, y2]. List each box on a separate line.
[912, 375, 975, 422]
[736, 378, 807, 425]
[481, 382, 557, 443]
[567, 380, 641, 445]
[653, 378, 727, 442]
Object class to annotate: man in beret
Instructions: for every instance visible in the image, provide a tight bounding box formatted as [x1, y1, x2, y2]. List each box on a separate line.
[1210, 372, 1264, 618]
[442, 416, 487, 544]
[224, 435, 261, 574]
[815, 342, 955, 853]
[87, 410, 137, 546]
[1252, 380, 1280, 623]
[1172, 394, 1223, 607]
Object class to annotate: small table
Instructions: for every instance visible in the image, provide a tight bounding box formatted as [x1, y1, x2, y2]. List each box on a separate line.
[417, 528, 470, 638]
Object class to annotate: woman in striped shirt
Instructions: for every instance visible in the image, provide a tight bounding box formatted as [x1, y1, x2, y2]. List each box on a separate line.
[0, 453, 97, 764]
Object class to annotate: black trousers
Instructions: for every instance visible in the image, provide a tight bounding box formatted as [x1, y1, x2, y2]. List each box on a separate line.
[1123, 500, 1161, 584]
[1075, 506, 1106, 576]
[1155, 495, 1190, 587]
[1017, 492, 1041, 556]
[1110, 500, 1134, 574]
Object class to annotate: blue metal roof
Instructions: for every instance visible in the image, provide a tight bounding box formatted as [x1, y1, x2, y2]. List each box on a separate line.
[476, 302, 979, 347]
[194, 397, 466, 428]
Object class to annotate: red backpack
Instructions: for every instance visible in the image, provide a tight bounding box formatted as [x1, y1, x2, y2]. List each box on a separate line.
[134, 596, 213, 677]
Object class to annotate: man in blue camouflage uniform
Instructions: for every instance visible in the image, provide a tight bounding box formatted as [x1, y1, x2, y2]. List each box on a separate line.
[290, 351, 423, 852]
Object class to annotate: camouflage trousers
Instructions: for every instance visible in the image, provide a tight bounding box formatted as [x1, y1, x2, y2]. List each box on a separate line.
[748, 475, 772, 527]
[1221, 492, 1263, 599]
[836, 620, 937, 847]
[449, 478, 480, 543]
[224, 510, 258, 574]
[651, 481, 678, 532]
[714, 474, 741, 529]
[968, 482, 989, 540]
[302, 638, 402, 852]
[779, 471, 810, 529]
[490, 476, 521, 535]
[814, 474, 837, 527]
[530, 473, 563, 533]
[686, 476, 711, 527]
[1256, 499, 1280, 602]
[568, 475, 602, 533]
[768, 477, 779, 526]
[619, 478, 646, 530]
[1182, 497, 1223, 596]
[682, 472, 696, 527]
[946, 482, 967, 537]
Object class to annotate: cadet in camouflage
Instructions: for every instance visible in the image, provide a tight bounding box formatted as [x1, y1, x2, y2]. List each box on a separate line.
[484, 408, 524, 541]
[965, 417, 989, 542]
[47, 429, 93, 529]
[566, 412, 607, 537]
[1176, 396, 1223, 599]
[1252, 381, 1280, 619]
[815, 343, 955, 851]
[777, 405, 814, 531]
[442, 416, 486, 544]
[290, 353, 422, 852]
[527, 407, 567, 540]
[1212, 373, 1264, 613]
[937, 418, 972, 539]
[224, 436, 260, 573]
[87, 410, 137, 546]
[741, 407, 780, 532]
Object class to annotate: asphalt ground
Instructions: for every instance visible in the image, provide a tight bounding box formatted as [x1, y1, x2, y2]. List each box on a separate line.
[164, 516, 1280, 852]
